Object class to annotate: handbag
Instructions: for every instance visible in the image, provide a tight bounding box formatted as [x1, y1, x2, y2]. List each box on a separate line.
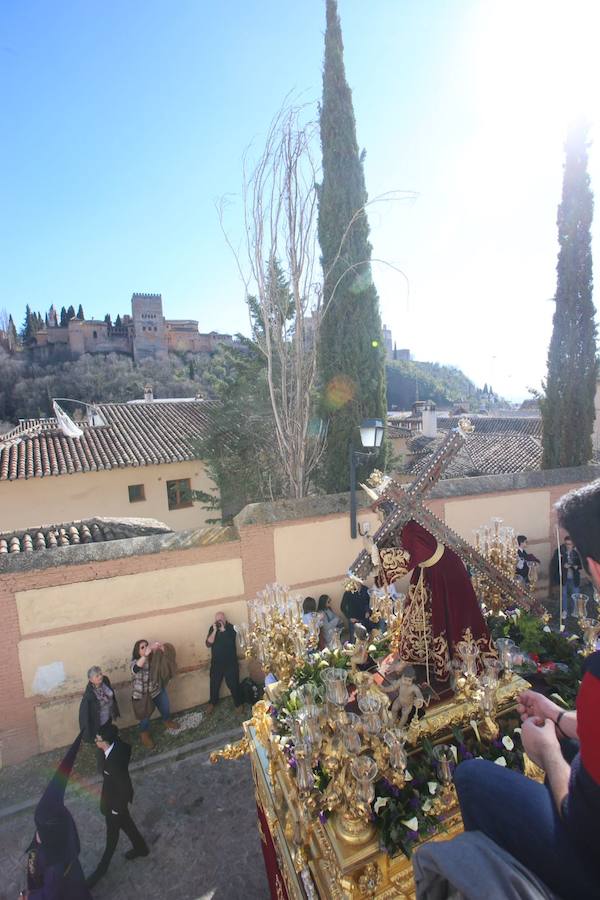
[132, 692, 154, 721]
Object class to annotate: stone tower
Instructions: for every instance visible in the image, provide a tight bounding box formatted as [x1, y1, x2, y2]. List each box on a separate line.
[131, 293, 168, 361]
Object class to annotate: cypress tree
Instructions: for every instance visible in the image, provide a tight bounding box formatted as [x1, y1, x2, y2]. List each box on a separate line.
[316, 0, 386, 492]
[66, 304, 76, 320]
[77, 304, 85, 320]
[541, 123, 597, 468]
[21, 304, 34, 342]
[60, 306, 68, 327]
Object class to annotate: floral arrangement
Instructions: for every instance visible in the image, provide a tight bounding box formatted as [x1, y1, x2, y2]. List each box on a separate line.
[372, 721, 525, 858]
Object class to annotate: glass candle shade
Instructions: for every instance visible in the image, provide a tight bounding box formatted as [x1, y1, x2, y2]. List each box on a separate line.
[350, 755, 378, 805]
[294, 743, 315, 793]
[384, 729, 407, 770]
[495, 638, 516, 673]
[321, 668, 349, 706]
[432, 744, 454, 785]
[573, 593, 588, 620]
[484, 658, 502, 685]
[358, 695, 382, 735]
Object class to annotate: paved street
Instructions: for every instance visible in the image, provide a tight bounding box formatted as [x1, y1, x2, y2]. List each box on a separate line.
[0, 749, 269, 900]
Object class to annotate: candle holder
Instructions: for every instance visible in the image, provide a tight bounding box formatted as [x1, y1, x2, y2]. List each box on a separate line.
[294, 742, 315, 794]
[358, 694, 383, 735]
[573, 592, 588, 622]
[580, 618, 600, 656]
[321, 667, 349, 707]
[495, 638, 516, 679]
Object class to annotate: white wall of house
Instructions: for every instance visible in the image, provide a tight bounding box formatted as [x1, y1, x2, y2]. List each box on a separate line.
[0, 459, 217, 532]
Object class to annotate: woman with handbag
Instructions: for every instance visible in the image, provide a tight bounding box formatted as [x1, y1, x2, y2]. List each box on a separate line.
[131, 639, 177, 749]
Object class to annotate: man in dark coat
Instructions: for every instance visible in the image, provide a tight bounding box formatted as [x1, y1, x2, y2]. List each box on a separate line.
[205, 611, 242, 713]
[86, 723, 149, 889]
[550, 535, 584, 620]
[342, 583, 375, 642]
[25, 732, 91, 898]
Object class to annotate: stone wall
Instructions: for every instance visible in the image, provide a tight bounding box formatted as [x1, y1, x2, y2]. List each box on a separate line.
[1, 465, 598, 764]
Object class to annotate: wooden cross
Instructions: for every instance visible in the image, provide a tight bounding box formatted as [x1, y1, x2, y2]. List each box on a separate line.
[348, 420, 543, 614]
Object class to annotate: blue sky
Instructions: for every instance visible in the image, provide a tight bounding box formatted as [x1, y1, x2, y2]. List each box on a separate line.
[1, 0, 599, 401]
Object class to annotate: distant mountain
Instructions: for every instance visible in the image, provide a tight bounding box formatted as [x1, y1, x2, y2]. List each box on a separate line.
[386, 359, 481, 409]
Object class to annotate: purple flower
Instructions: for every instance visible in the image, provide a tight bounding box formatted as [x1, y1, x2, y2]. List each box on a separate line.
[408, 829, 419, 841]
[318, 811, 327, 824]
[462, 750, 474, 760]
[288, 758, 297, 770]
[409, 797, 420, 809]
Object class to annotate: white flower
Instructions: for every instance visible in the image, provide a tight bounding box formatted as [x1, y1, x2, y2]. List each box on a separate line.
[449, 745, 458, 763]
[404, 770, 413, 781]
[470, 720, 481, 743]
[513, 727, 522, 735]
[401, 817, 419, 831]
[543, 626, 551, 633]
[368, 644, 377, 654]
[427, 781, 439, 795]
[421, 799, 433, 813]
[475, 755, 483, 760]
[494, 756, 507, 766]
[289, 689, 299, 703]
[374, 797, 389, 814]
[502, 735, 514, 751]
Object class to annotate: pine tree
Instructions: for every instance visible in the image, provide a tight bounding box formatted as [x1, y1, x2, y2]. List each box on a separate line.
[541, 123, 597, 468]
[21, 304, 34, 342]
[60, 306, 68, 327]
[317, 0, 386, 492]
[77, 304, 85, 320]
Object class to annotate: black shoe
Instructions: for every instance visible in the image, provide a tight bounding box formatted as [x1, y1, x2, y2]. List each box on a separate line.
[125, 846, 150, 861]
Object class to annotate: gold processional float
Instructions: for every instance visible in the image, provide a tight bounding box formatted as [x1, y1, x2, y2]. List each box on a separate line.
[211, 420, 561, 899]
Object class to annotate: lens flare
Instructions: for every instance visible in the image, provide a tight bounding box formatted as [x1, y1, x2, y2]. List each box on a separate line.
[324, 375, 356, 410]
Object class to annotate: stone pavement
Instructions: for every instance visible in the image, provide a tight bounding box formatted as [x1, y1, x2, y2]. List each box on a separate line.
[0, 748, 269, 900]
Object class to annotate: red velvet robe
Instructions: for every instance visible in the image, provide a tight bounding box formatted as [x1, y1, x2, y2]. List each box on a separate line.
[389, 520, 495, 682]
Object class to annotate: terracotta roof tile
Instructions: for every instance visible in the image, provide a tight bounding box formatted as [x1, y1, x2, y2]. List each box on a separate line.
[0, 516, 173, 554]
[0, 399, 216, 481]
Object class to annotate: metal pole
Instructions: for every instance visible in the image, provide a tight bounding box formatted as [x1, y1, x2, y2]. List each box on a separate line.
[350, 445, 358, 539]
[556, 525, 564, 630]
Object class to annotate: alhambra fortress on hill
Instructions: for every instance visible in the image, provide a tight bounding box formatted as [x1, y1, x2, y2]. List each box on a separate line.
[33, 292, 234, 361]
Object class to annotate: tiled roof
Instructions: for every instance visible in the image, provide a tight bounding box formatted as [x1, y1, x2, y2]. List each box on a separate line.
[405, 432, 542, 479]
[437, 416, 542, 438]
[0, 516, 172, 554]
[0, 399, 216, 481]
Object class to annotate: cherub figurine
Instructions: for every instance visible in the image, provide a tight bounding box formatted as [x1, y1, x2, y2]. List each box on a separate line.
[382, 665, 425, 727]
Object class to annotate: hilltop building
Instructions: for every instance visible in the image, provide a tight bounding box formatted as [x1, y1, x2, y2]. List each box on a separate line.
[29, 293, 234, 361]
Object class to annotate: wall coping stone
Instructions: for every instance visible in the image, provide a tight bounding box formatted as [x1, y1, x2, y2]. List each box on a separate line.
[234, 465, 600, 527]
[0, 523, 238, 575]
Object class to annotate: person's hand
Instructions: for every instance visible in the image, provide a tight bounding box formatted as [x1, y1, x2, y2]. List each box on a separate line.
[517, 689, 562, 725]
[521, 717, 561, 769]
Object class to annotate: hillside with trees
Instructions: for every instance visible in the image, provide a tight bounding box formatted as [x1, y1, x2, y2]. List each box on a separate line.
[386, 359, 481, 409]
[0, 348, 213, 423]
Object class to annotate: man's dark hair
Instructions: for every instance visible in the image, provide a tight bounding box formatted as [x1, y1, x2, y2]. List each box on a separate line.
[556, 480, 600, 568]
[98, 722, 119, 743]
[317, 595, 330, 611]
[517, 535, 527, 546]
[303, 596, 316, 613]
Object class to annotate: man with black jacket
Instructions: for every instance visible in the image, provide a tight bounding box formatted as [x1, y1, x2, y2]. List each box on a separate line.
[205, 611, 242, 713]
[86, 722, 149, 889]
[550, 535, 584, 620]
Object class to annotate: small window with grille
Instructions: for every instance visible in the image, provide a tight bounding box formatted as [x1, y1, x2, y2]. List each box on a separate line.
[128, 484, 146, 503]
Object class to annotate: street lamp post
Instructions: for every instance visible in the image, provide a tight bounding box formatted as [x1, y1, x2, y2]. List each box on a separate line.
[349, 419, 385, 539]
